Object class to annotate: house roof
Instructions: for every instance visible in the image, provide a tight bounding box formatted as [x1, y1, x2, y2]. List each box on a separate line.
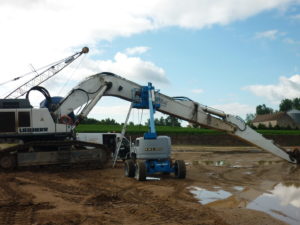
[252, 112, 287, 123]
[287, 109, 300, 124]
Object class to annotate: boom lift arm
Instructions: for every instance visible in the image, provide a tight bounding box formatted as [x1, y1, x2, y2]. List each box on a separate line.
[54, 72, 299, 164]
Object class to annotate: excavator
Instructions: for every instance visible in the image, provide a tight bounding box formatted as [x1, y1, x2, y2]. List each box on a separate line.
[0, 69, 300, 169]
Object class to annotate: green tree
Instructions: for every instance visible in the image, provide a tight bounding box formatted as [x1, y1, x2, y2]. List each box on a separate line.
[159, 117, 166, 126]
[292, 98, 300, 110]
[165, 115, 181, 127]
[279, 99, 293, 112]
[245, 113, 255, 125]
[153, 116, 166, 126]
[256, 104, 273, 115]
[99, 118, 119, 125]
[81, 118, 101, 124]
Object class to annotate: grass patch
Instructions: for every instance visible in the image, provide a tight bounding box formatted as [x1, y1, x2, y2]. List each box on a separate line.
[256, 130, 300, 135]
[76, 125, 300, 135]
[76, 125, 223, 134]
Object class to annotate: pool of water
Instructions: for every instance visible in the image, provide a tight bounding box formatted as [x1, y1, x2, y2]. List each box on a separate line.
[146, 176, 160, 181]
[247, 183, 300, 225]
[189, 186, 232, 204]
[189, 183, 300, 225]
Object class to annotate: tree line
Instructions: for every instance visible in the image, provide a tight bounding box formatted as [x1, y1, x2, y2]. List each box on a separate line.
[81, 115, 182, 127]
[246, 97, 300, 125]
[81, 98, 300, 128]
[255, 98, 300, 115]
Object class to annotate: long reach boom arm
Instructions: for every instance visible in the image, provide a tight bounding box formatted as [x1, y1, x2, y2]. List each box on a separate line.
[55, 72, 299, 164]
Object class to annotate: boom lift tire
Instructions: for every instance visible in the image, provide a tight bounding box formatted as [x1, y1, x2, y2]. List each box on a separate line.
[0, 154, 17, 170]
[134, 160, 146, 181]
[174, 160, 186, 179]
[125, 159, 135, 177]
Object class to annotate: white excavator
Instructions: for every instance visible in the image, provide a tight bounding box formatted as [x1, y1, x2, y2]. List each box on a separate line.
[0, 71, 299, 169]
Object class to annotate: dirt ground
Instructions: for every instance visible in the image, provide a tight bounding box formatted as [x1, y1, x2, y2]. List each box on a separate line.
[0, 146, 299, 225]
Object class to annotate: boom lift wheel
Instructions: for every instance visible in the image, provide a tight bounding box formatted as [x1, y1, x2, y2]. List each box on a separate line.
[125, 159, 135, 177]
[0, 154, 17, 170]
[174, 160, 186, 179]
[134, 160, 146, 181]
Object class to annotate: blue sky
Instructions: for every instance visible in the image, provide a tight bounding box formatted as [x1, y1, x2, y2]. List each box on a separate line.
[0, 0, 300, 124]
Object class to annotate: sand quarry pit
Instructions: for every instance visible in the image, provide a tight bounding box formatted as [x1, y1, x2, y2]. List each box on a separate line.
[0, 146, 299, 225]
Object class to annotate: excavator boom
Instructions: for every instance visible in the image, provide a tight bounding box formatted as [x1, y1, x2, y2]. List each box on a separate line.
[55, 72, 298, 164]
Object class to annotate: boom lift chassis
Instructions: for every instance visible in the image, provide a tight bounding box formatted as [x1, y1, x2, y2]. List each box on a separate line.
[122, 82, 186, 181]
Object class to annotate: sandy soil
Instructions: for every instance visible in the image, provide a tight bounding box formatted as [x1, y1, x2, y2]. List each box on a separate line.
[0, 146, 299, 225]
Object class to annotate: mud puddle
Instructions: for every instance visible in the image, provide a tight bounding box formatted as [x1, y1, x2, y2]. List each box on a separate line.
[191, 159, 281, 168]
[146, 176, 160, 181]
[189, 186, 232, 204]
[247, 183, 300, 225]
[189, 182, 300, 225]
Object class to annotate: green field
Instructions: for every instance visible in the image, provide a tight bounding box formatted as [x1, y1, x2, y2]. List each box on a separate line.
[76, 124, 300, 135]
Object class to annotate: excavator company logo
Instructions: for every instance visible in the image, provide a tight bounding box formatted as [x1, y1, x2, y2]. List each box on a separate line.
[145, 147, 162, 151]
[18, 127, 48, 133]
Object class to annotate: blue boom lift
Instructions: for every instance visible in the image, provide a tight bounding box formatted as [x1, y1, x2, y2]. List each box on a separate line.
[124, 82, 186, 181]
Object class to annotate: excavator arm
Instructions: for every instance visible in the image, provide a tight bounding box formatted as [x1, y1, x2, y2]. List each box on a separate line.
[54, 72, 299, 164]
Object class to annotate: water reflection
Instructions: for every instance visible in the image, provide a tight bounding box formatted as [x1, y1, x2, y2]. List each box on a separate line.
[189, 186, 232, 204]
[233, 186, 244, 191]
[146, 177, 160, 181]
[189, 183, 300, 225]
[247, 183, 300, 225]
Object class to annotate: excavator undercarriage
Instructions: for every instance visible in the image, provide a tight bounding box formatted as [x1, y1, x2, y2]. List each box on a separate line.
[0, 140, 110, 170]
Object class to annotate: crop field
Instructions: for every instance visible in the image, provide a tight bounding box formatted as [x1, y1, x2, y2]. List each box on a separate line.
[76, 124, 300, 135]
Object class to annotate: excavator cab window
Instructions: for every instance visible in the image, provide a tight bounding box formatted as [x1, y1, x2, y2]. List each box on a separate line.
[0, 112, 16, 132]
[18, 112, 30, 127]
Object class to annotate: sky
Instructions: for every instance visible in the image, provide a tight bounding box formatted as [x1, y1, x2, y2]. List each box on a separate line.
[0, 0, 300, 125]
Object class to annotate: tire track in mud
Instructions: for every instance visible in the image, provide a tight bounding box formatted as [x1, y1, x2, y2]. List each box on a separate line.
[116, 183, 223, 225]
[0, 203, 54, 225]
[0, 205, 33, 225]
[0, 174, 54, 225]
[212, 163, 297, 187]
[0, 167, 229, 225]
[0, 178, 29, 225]
[77, 176, 208, 225]
[15, 172, 88, 204]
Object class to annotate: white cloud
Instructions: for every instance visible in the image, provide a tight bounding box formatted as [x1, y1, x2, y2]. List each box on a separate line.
[125, 46, 150, 55]
[290, 14, 300, 19]
[283, 38, 300, 44]
[0, 0, 298, 98]
[271, 183, 300, 208]
[244, 74, 300, 104]
[89, 104, 131, 119]
[255, 29, 279, 40]
[211, 102, 255, 118]
[146, 0, 295, 28]
[0, 1, 296, 69]
[191, 89, 204, 94]
[88, 100, 164, 124]
[77, 52, 169, 84]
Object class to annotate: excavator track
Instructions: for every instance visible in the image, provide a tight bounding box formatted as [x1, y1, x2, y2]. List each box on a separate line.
[0, 140, 111, 170]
